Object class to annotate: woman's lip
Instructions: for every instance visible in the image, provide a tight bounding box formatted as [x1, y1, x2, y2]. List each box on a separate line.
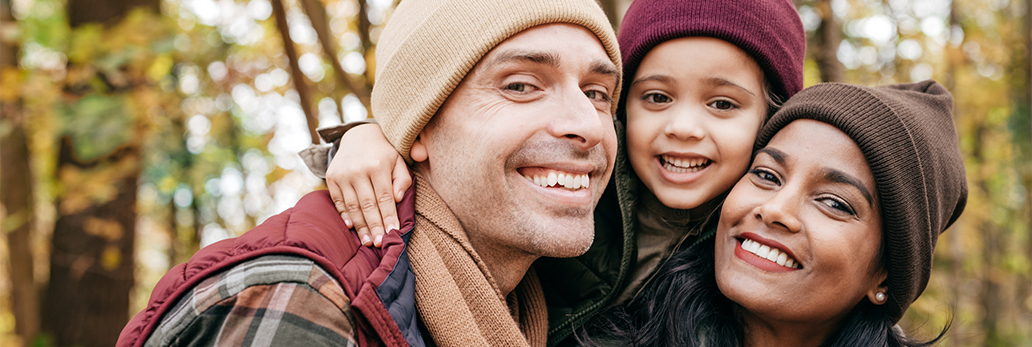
[738, 232, 801, 266]
[734, 240, 799, 272]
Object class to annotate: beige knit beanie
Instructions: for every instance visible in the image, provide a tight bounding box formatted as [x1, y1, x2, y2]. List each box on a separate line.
[371, 0, 621, 162]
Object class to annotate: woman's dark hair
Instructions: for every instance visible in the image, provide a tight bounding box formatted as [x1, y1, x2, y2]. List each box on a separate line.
[579, 237, 950, 347]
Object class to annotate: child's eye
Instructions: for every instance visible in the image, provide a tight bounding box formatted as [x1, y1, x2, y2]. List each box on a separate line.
[750, 168, 780, 185]
[642, 92, 672, 104]
[708, 99, 738, 110]
[819, 197, 856, 216]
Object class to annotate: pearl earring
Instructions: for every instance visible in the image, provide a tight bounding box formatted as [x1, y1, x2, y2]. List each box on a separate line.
[875, 292, 887, 303]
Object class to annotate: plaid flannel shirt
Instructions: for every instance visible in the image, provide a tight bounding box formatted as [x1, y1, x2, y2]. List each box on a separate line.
[143, 255, 358, 347]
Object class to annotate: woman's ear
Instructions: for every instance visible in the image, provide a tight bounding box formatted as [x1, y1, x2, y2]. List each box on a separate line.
[410, 134, 428, 163]
[866, 268, 889, 305]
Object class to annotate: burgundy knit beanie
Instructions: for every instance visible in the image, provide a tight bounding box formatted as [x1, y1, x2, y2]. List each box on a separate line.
[617, 0, 805, 108]
[755, 80, 969, 323]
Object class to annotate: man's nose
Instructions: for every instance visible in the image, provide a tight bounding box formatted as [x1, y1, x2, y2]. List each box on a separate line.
[549, 89, 607, 150]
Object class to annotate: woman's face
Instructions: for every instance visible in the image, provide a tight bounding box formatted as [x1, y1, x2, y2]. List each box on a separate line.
[714, 119, 887, 339]
[624, 37, 767, 210]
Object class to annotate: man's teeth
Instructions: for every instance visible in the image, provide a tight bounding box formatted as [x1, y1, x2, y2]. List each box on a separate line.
[741, 238, 800, 269]
[526, 172, 590, 190]
[661, 155, 710, 173]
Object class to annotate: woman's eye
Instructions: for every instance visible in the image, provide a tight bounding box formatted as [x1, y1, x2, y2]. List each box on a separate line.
[708, 99, 738, 110]
[505, 83, 528, 92]
[750, 168, 780, 185]
[820, 197, 856, 216]
[643, 93, 672, 104]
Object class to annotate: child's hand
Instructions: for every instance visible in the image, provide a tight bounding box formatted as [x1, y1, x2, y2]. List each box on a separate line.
[326, 123, 411, 248]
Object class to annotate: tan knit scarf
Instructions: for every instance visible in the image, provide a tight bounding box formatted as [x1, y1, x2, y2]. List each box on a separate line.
[407, 174, 548, 347]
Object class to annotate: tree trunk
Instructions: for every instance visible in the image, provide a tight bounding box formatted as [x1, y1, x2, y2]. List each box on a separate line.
[0, 0, 42, 343]
[272, 0, 320, 144]
[596, 0, 620, 31]
[812, 0, 843, 82]
[42, 139, 140, 347]
[39, 0, 158, 345]
[300, 0, 371, 109]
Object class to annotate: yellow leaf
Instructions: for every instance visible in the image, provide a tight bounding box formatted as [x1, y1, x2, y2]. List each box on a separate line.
[0, 67, 22, 102]
[101, 245, 121, 271]
[84, 216, 123, 241]
[147, 55, 173, 82]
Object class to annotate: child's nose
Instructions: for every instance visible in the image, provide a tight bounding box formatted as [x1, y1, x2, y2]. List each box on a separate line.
[664, 106, 707, 141]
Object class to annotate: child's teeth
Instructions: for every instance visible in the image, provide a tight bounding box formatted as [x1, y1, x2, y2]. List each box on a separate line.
[741, 238, 800, 269]
[661, 155, 710, 173]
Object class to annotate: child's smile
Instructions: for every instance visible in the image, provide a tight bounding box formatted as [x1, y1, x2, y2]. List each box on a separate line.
[625, 37, 768, 210]
[659, 154, 711, 174]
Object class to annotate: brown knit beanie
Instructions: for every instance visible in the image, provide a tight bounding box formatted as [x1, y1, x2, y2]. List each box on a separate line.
[371, 0, 621, 162]
[755, 80, 968, 323]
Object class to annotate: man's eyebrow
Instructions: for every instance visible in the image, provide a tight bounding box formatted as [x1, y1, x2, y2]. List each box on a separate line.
[486, 50, 561, 68]
[590, 59, 620, 84]
[822, 168, 875, 207]
[703, 77, 757, 97]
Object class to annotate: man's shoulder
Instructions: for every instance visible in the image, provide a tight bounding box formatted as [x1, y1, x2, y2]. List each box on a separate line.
[142, 255, 358, 347]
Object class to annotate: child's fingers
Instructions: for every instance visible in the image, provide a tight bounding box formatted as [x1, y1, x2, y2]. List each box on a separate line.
[351, 178, 387, 248]
[371, 173, 399, 248]
[341, 183, 374, 247]
[392, 157, 412, 202]
[327, 179, 353, 228]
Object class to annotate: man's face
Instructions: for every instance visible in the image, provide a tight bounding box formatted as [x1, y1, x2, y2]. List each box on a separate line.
[410, 23, 619, 259]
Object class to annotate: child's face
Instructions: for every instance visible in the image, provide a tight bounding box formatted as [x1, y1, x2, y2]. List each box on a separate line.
[625, 37, 767, 210]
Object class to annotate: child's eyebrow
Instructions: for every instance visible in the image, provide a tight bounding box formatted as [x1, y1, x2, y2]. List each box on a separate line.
[704, 77, 757, 97]
[630, 74, 675, 87]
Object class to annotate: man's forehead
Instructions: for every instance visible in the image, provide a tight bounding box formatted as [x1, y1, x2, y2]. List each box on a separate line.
[473, 24, 618, 79]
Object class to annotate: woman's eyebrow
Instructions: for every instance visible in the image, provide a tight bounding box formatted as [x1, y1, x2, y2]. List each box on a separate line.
[756, 147, 787, 166]
[822, 168, 874, 207]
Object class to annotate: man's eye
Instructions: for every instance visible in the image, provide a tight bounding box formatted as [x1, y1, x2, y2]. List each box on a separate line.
[585, 90, 610, 102]
[505, 83, 528, 92]
[709, 99, 738, 110]
[643, 93, 671, 104]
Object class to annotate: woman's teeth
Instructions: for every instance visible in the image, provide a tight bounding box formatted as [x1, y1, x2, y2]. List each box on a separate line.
[741, 238, 800, 269]
[524, 172, 590, 190]
[661, 155, 711, 173]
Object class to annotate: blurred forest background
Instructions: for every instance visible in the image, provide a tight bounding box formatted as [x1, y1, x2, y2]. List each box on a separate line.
[0, 0, 1028, 345]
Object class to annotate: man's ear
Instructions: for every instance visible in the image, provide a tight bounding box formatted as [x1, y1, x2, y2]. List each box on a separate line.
[410, 134, 428, 162]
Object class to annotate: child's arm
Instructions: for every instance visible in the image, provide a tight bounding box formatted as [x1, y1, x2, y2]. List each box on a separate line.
[326, 123, 411, 248]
